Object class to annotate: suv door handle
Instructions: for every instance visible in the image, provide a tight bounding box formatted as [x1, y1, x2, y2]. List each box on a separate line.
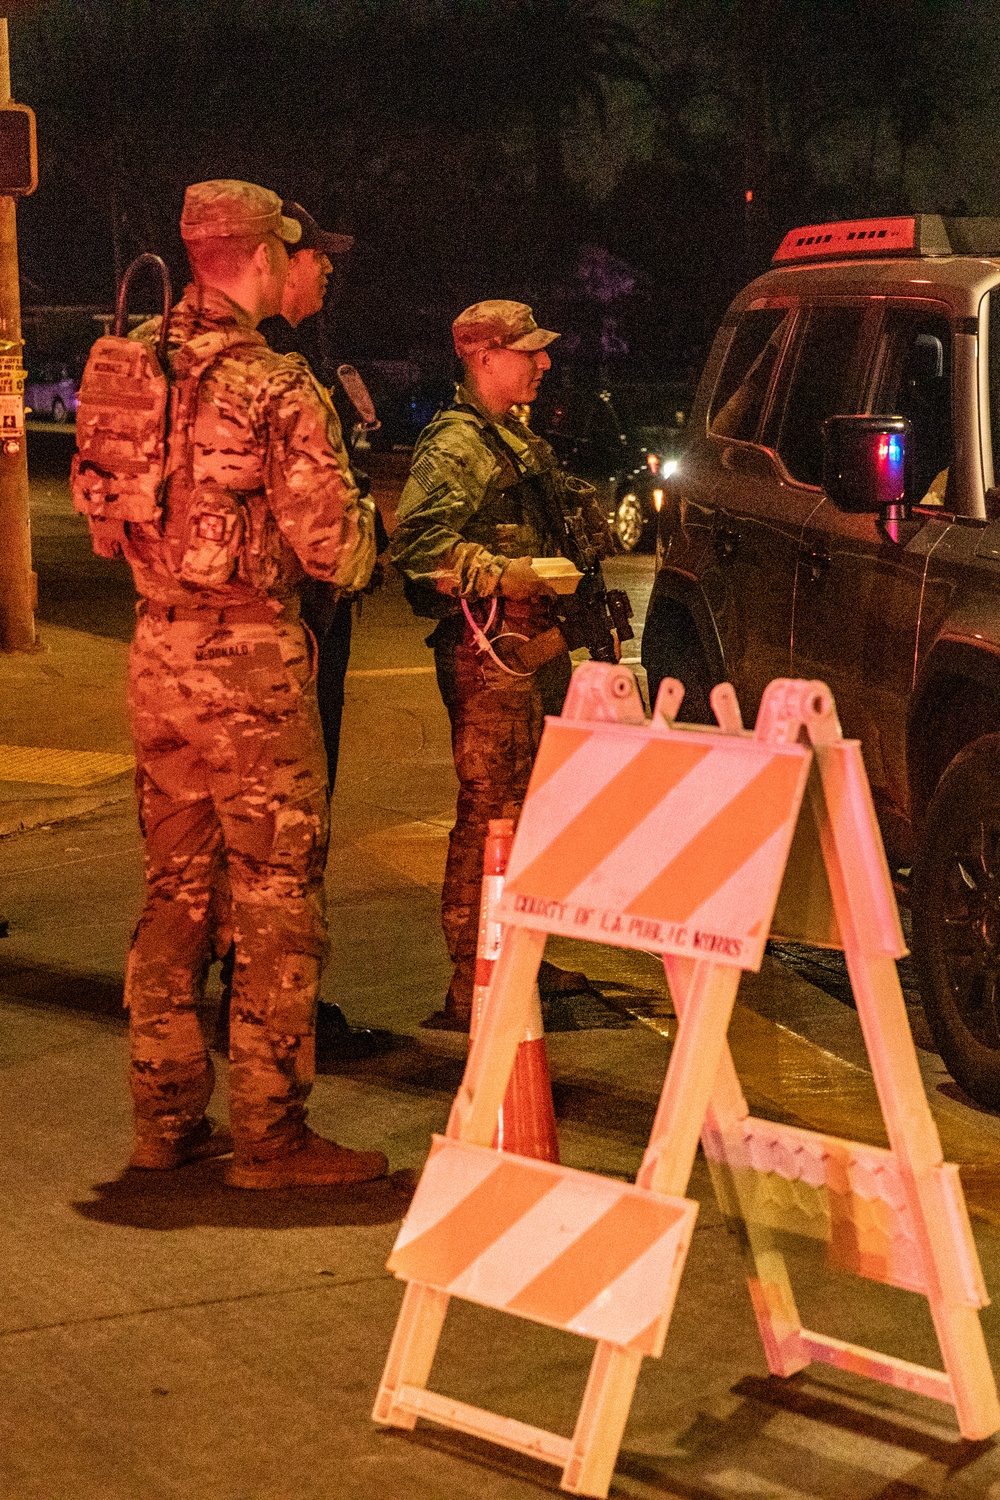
[802, 547, 830, 582]
[714, 521, 740, 561]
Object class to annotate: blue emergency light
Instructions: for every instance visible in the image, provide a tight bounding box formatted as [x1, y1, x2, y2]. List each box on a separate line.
[822, 415, 910, 514]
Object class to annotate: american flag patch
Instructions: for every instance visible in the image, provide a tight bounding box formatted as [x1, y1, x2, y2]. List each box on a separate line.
[411, 454, 443, 493]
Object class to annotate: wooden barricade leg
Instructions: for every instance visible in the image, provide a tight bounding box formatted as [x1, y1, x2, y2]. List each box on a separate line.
[559, 958, 744, 1495]
[636, 959, 744, 1199]
[373, 925, 547, 1435]
[449, 925, 548, 1145]
[562, 1344, 644, 1496]
[664, 954, 811, 1379]
[811, 743, 1000, 1439]
[373, 1283, 451, 1430]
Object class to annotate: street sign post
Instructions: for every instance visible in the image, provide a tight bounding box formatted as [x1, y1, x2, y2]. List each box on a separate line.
[0, 16, 36, 649]
[0, 100, 36, 196]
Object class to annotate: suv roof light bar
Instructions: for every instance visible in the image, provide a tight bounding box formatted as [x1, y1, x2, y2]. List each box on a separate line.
[774, 216, 939, 263]
[772, 214, 1000, 265]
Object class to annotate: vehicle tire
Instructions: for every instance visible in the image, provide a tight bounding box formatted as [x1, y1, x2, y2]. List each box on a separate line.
[641, 599, 714, 725]
[911, 732, 1000, 1105]
[613, 493, 644, 553]
[51, 398, 67, 422]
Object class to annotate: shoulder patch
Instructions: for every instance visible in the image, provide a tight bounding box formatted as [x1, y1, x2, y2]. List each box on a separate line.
[411, 453, 444, 493]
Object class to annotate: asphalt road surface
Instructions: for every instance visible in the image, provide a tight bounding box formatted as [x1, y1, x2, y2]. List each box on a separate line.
[6, 431, 1000, 1499]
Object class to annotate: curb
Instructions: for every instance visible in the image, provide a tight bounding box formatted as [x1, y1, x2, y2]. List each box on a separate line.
[0, 773, 134, 839]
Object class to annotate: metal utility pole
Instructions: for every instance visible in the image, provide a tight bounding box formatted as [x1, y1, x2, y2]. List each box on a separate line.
[0, 15, 36, 650]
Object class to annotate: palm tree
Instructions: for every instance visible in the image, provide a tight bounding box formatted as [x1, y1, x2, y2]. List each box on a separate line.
[501, 0, 656, 240]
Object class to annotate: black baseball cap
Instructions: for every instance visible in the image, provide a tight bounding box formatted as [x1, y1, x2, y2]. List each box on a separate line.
[281, 200, 354, 255]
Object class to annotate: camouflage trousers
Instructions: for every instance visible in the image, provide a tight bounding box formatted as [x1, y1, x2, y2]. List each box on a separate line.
[434, 624, 571, 1015]
[125, 608, 329, 1157]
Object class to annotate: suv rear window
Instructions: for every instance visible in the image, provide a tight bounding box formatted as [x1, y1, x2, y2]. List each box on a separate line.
[772, 306, 866, 486]
[709, 309, 789, 441]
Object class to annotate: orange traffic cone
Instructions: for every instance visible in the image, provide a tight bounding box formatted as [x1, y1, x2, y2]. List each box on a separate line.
[471, 819, 513, 1041]
[471, 819, 559, 1163]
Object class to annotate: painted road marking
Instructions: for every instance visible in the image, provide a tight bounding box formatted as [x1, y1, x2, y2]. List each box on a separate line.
[345, 666, 436, 678]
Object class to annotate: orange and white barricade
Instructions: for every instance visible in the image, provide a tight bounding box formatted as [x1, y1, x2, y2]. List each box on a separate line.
[374, 665, 1000, 1497]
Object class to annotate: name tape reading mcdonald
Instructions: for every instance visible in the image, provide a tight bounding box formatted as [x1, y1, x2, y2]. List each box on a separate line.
[497, 721, 811, 970]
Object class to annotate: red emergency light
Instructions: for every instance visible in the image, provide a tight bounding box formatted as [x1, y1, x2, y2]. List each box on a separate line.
[771, 215, 957, 265]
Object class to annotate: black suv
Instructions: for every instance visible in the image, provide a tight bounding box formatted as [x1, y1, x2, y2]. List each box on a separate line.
[641, 214, 1000, 1105]
[540, 383, 691, 551]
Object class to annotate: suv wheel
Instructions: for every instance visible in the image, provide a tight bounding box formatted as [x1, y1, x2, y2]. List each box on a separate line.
[52, 398, 67, 422]
[911, 733, 1000, 1104]
[642, 601, 714, 724]
[614, 493, 644, 553]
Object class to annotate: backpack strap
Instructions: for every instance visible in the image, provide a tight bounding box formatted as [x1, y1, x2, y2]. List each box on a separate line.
[160, 326, 262, 486]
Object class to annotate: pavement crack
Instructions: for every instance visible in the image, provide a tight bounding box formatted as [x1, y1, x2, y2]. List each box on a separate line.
[0, 1270, 394, 1339]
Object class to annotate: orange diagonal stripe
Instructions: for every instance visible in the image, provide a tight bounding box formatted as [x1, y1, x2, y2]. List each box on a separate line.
[505, 1194, 685, 1327]
[626, 754, 803, 923]
[512, 739, 710, 904]
[525, 726, 594, 797]
[388, 1160, 556, 1288]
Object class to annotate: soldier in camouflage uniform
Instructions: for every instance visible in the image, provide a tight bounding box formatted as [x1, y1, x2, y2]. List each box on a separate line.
[391, 301, 616, 1028]
[206, 199, 390, 1066]
[261, 200, 358, 793]
[119, 180, 387, 1187]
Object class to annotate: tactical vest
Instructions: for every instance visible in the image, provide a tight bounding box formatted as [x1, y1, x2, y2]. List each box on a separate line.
[452, 404, 571, 553]
[404, 405, 577, 620]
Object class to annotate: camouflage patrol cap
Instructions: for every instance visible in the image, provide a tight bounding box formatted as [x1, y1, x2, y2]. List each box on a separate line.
[180, 181, 303, 244]
[452, 300, 559, 358]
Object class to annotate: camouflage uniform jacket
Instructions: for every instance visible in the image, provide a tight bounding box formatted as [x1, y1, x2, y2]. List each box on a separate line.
[391, 384, 573, 616]
[123, 283, 375, 608]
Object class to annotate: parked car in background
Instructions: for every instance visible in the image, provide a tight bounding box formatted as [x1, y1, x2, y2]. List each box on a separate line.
[538, 382, 692, 551]
[24, 362, 78, 422]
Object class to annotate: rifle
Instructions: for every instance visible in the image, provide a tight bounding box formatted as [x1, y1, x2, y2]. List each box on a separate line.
[553, 507, 634, 664]
[475, 427, 636, 665]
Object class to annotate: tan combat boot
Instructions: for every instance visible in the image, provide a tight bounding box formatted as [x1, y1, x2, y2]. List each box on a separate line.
[129, 1117, 234, 1170]
[421, 956, 475, 1031]
[224, 1128, 388, 1189]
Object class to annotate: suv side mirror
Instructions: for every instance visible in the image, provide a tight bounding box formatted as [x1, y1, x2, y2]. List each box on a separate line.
[822, 415, 911, 513]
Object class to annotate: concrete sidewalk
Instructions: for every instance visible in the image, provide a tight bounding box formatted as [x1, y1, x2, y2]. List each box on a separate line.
[0, 623, 134, 838]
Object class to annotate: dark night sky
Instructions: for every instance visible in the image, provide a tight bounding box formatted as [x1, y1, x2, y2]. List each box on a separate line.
[8, 0, 1000, 375]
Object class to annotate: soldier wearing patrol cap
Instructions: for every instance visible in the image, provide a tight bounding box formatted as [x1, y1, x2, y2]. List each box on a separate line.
[260, 200, 360, 793]
[118, 180, 387, 1188]
[391, 299, 617, 1028]
[249, 199, 391, 1062]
